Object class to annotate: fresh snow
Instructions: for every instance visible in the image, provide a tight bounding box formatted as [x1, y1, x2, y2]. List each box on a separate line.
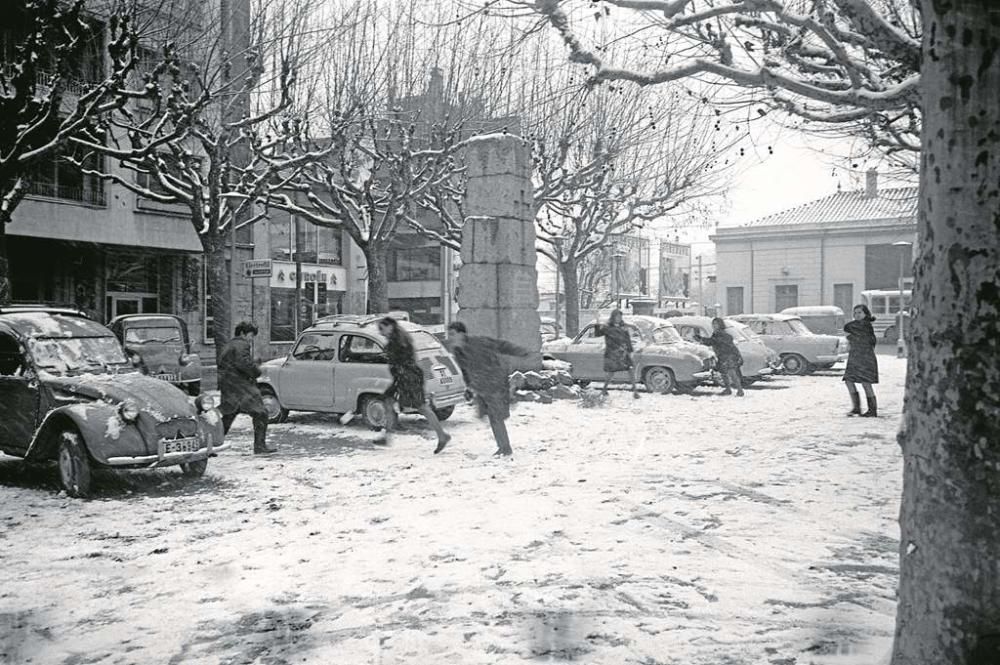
[0, 355, 905, 664]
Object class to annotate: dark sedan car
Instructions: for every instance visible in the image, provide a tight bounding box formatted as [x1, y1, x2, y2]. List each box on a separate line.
[109, 314, 203, 395]
[0, 309, 226, 497]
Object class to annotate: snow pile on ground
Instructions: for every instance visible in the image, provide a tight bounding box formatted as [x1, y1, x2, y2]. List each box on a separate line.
[0, 356, 905, 664]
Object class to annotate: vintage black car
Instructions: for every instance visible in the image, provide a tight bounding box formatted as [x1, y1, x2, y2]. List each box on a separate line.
[109, 314, 203, 395]
[0, 308, 226, 497]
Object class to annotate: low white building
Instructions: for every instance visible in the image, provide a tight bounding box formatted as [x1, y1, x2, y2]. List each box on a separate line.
[712, 172, 918, 315]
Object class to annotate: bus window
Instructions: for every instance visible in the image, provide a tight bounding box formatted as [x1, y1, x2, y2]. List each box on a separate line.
[869, 295, 886, 314]
[888, 296, 901, 314]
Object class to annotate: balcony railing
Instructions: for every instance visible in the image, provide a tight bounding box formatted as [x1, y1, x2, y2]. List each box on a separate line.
[27, 181, 107, 206]
[0, 65, 92, 96]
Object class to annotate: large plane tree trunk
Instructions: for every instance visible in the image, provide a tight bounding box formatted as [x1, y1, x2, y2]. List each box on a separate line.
[560, 257, 581, 336]
[891, 1, 1000, 663]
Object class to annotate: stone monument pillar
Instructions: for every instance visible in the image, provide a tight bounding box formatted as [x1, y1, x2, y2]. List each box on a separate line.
[457, 135, 542, 367]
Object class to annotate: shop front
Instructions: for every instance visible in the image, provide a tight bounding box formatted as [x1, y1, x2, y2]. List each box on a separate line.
[269, 261, 347, 344]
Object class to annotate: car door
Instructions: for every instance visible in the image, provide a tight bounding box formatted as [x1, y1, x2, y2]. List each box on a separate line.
[278, 332, 337, 410]
[0, 333, 39, 454]
[559, 325, 607, 380]
[334, 333, 391, 409]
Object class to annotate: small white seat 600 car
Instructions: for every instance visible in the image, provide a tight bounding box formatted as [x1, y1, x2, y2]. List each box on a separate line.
[257, 317, 467, 428]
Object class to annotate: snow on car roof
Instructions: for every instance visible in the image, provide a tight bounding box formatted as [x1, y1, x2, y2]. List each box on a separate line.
[0, 312, 114, 339]
[729, 313, 799, 322]
[111, 314, 182, 325]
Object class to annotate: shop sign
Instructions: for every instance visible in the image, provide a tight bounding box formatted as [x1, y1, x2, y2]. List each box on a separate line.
[270, 261, 346, 291]
[243, 259, 273, 278]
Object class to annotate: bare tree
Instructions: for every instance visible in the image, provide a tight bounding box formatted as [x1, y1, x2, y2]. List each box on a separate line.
[516, 2, 1000, 663]
[263, 1, 515, 313]
[524, 55, 730, 334]
[72, 0, 325, 357]
[522, 0, 921, 172]
[0, 0, 146, 304]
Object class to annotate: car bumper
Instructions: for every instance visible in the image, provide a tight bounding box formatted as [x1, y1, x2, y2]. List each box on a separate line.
[692, 370, 713, 382]
[106, 441, 230, 468]
[816, 354, 848, 364]
[430, 390, 466, 409]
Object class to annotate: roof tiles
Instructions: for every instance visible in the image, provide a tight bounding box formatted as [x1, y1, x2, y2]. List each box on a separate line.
[740, 186, 919, 228]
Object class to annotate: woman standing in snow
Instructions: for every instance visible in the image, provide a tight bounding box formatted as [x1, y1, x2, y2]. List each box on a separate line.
[377, 317, 451, 453]
[595, 309, 640, 398]
[843, 304, 879, 417]
[698, 317, 744, 396]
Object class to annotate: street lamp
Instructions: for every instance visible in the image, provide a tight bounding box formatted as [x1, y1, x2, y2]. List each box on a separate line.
[893, 240, 912, 358]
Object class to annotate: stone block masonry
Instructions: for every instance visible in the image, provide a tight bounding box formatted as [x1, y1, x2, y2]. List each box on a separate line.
[457, 134, 541, 368]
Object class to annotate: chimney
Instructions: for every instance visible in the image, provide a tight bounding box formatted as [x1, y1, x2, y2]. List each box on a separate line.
[865, 168, 878, 198]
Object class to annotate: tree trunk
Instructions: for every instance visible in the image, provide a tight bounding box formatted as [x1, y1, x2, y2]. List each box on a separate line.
[561, 257, 580, 336]
[0, 224, 9, 306]
[365, 242, 390, 314]
[892, 2, 1000, 663]
[204, 236, 232, 368]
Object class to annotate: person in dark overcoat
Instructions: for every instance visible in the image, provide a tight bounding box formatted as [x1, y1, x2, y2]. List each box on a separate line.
[218, 321, 274, 454]
[843, 304, 879, 417]
[377, 317, 451, 453]
[697, 317, 745, 396]
[446, 321, 530, 457]
[594, 309, 640, 398]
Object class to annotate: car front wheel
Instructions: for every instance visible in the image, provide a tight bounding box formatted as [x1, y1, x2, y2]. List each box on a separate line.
[643, 366, 676, 394]
[180, 459, 208, 478]
[781, 354, 809, 375]
[58, 430, 92, 498]
[361, 394, 392, 430]
[260, 386, 289, 424]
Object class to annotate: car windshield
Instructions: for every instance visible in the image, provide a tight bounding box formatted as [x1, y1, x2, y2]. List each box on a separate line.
[787, 319, 813, 335]
[28, 335, 130, 375]
[650, 325, 682, 344]
[124, 326, 182, 344]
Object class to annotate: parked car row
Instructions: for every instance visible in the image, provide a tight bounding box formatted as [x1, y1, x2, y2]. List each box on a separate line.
[542, 307, 852, 390]
[542, 315, 716, 393]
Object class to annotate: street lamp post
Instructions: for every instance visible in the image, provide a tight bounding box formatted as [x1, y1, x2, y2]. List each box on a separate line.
[893, 241, 912, 358]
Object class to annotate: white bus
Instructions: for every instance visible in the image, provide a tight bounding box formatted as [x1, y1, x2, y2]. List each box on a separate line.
[860, 289, 912, 341]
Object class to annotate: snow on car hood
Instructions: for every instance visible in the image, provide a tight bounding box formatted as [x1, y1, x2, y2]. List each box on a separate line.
[42, 372, 193, 420]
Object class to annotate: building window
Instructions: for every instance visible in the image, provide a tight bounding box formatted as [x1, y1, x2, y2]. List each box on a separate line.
[387, 242, 441, 282]
[270, 287, 297, 343]
[833, 283, 853, 314]
[726, 287, 745, 315]
[26, 143, 106, 205]
[865, 244, 913, 290]
[269, 217, 342, 265]
[775, 284, 798, 311]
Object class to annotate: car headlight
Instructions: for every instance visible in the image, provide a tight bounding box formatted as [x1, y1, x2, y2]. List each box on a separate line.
[118, 400, 140, 422]
[195, 394, 217, 412]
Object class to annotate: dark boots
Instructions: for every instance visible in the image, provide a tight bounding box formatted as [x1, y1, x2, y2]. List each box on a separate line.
[847, 392, 862, 416]
[861, 394, 878, 418]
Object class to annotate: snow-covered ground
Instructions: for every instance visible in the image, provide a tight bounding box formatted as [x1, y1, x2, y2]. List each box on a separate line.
[0, 355, 905, 665]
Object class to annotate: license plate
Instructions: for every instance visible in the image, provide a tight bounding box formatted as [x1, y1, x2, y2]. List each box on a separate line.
[161, 437, 200, 454]
[154, 373, 177, 382]
[439, 376, 454, 385]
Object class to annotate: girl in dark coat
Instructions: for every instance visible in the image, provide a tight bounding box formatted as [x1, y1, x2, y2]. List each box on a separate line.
[595, 309, 640, 398]
[699, 317, 744, 397]
[843, 304, 879, 417]
[377, 317, 451, 452]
